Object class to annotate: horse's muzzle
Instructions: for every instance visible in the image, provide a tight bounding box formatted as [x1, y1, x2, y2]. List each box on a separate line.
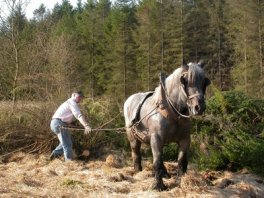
[188, 97, 206, 116]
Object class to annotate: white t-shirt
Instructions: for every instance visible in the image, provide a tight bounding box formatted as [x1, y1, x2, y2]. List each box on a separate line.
[52, 97, 83, 123]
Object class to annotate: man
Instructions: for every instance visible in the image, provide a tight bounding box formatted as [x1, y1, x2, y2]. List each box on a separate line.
[50, 91, 91, 161]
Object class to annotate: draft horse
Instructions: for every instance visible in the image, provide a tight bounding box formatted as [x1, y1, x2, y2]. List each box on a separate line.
[124, 62, 210, 190]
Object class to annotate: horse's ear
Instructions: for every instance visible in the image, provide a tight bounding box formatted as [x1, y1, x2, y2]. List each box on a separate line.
[205, 77, 211, 87]
[203, 77, 211, 94]
[198, 60, 205, 68]
[182, 59, 187, 66]
[181, 60, 189, 71]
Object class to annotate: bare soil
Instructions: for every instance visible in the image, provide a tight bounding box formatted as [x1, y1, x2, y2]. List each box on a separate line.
[0, 151, 263, 198]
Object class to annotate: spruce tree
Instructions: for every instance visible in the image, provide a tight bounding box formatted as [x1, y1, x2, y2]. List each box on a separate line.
[105, 0, 138, 103]
[227, 0, 263, 98]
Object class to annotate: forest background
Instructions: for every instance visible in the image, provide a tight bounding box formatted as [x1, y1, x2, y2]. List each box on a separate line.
[0, 0, 263, 176]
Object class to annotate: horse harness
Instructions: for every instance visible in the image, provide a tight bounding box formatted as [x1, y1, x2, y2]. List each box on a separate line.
[157, 72, 202, 120]
[131, 72, 201, 142]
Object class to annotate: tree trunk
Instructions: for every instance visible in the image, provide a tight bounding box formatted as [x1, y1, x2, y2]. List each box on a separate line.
[258, 0, 263, 97]
[123, 21, 127, 102]
[147, 32, 150, 91]
[11, 3, 19, 112]
[181, 0, 184, 64]
[243, 12, 248, 94]
[218, 0, 222, 89]
[160, 0, 164, 71]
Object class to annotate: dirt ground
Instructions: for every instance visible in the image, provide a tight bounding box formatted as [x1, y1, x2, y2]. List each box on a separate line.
[0, 151, 263, 198]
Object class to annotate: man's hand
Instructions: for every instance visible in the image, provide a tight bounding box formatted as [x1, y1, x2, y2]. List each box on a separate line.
[84, 125, 92, 135]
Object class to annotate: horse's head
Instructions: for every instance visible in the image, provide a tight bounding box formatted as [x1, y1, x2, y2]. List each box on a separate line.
[180, 61, 210, 116]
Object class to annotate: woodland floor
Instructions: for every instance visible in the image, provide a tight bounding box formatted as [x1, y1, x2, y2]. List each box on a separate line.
[0, 151, 263, 198]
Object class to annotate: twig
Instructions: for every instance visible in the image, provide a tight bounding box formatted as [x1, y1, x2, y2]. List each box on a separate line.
[96, 112, 122, 129]
[0, 142, 36, 158]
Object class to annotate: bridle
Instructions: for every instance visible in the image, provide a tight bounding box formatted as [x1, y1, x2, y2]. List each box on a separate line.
[159, 71, 203, 119]
[180, 71, 204, 111]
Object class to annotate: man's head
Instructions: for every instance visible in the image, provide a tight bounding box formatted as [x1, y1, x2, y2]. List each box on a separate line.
[72, 91, 84, 103]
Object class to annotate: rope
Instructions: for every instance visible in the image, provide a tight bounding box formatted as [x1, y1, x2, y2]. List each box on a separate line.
[60, 125, 127, 133]
[60, 104, 158, 134]
[59, 111, 127, 133]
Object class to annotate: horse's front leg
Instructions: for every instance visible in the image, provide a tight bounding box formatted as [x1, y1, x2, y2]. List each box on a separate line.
[150, 133, 167, 191]
[177, 137, 190, 173]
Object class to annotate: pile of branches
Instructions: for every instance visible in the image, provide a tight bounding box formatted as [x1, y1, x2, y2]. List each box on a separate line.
[0, 98, 126, 161]
[0, 103, 57, 160]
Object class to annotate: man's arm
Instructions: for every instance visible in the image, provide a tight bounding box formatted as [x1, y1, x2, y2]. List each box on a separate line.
[68, 100, 92, 134]
[78, 115, 92, 134]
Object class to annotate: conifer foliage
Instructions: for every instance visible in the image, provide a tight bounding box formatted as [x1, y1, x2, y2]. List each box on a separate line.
[0, 0, 264, 175]
[0, 0, 264, 100]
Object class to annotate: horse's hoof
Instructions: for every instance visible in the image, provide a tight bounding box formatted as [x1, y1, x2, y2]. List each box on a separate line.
[162, 172, 171, 179]
[134, 164, 142, 172]
[134, 167, 142, 172]
[152, 181, 167, 191]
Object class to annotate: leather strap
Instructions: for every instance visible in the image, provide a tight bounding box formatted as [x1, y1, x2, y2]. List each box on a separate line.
[157, 73, 183, 121]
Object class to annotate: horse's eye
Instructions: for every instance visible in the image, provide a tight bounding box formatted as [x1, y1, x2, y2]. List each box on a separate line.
[180, 75, 186, 85]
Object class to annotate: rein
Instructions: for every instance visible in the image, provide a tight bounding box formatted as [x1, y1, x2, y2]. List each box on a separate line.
[159, 73, 191, 118]
[158, 72, 202, 119]
[180, 71, 202, 100]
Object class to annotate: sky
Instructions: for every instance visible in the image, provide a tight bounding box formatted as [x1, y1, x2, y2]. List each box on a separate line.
[26, 0, 78, 19]
[0, 0, 78, 19]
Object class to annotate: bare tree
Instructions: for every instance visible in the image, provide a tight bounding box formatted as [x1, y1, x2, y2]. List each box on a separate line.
[0, 0, 29, 111]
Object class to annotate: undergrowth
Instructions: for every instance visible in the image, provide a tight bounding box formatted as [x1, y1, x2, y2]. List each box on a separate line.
[191, 90, 264, 176]
[0, 90, 263, 177]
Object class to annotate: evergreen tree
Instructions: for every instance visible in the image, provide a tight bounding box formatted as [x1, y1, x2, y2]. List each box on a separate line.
[183, 0, 211, 62]
[227, 0, 263, 98]
[33, 3, 47, 21]
[52, 0, 76, 36]
[134, 0, 162, 91]
[106, 0, 138, 103]
[75, 0, 112, 97]
[161, 0, 183, 72]
[207, 0, 232, 90]
[0, 0, 263, 101]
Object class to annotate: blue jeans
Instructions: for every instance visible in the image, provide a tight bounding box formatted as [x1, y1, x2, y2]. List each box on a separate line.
[50, 119, 73, 160]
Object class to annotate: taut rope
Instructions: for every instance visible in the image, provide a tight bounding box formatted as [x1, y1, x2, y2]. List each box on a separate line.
[60, 125, 127, 133]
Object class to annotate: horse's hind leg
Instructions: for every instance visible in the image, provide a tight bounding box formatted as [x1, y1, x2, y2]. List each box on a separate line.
[128, 132, 142, 172]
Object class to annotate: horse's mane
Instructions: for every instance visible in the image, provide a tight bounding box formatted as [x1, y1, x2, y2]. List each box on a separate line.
[169, 63, 205, 87]
[162, 63, 205, 98]
[186, 63, 205, 86]
[151, 63, 205, 105]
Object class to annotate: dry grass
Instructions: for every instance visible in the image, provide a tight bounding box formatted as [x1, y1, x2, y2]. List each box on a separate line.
[0, 152, 263, 198]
